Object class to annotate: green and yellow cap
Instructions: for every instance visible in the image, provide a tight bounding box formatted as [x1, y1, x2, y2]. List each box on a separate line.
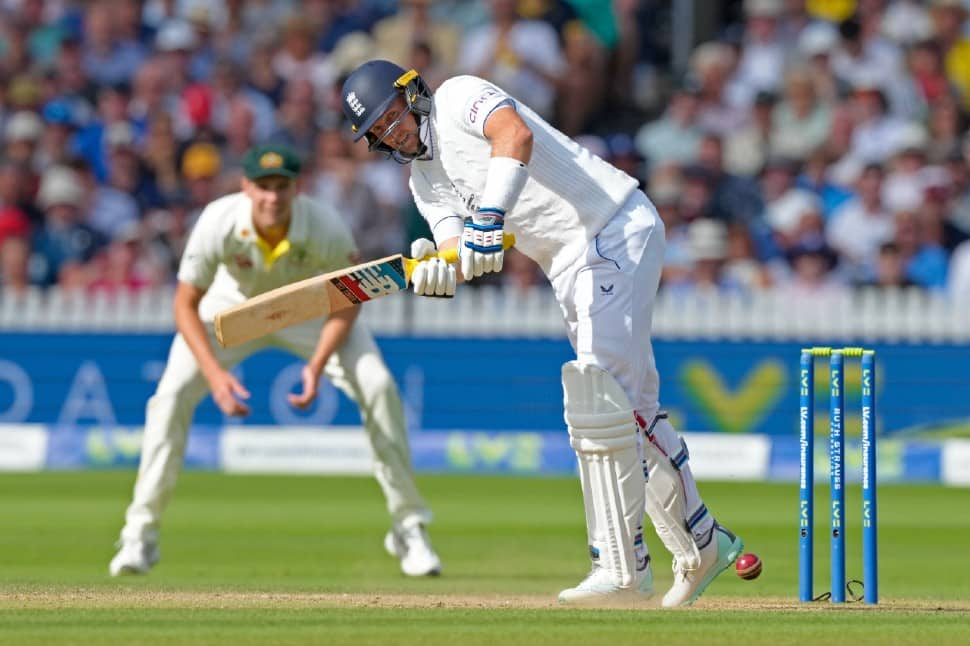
[242, 143, 302, 180]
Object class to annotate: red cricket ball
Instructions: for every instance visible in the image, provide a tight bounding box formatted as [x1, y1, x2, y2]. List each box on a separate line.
[735, 553, 762, 580]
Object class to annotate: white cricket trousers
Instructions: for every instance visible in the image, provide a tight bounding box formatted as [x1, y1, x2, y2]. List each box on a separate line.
[120, 320, 431, 545]
[551, 190, 714, 541]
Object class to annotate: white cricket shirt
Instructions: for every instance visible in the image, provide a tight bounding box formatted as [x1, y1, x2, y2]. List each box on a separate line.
[178, 192, 359, 321]
[410, 75, 639, 279]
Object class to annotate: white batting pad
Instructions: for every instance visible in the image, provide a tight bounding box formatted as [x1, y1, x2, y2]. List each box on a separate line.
[563, 361, 648, 587]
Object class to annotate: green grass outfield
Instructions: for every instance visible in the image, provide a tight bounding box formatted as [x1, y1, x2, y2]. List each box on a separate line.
[1, 472, 968, 645]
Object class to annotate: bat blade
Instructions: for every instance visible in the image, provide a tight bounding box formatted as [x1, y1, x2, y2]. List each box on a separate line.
[214, 254, 408, 348]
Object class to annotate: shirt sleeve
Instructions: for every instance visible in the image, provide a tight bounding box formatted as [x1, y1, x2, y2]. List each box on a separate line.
[176, 206, 222, 289]
[447, 76, 515, 137]
[409, 175, 464, 246]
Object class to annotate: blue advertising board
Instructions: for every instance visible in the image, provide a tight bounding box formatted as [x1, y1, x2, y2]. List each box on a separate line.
[1, 333, 968, 437]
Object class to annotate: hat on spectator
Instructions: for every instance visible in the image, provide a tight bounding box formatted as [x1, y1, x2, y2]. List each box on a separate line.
[42, 100, 75, 127]
[330, 32, 378, 77]
[687, 219, 728, 262]
[106, 122, 136, 148]
[0, 206, 31, 242]
[7, 75, 41, 108]
[890, 123, 929, 157]
[181, 142, 222, 180]
[156, 20, 198, 52]
[5, 111, 43, 142]
[798, 22, 838, 57]
[744, 0, 784, 17]
[242, 143, 302, 180]
[38, 166, 85, 209]
[787, 236, 838, 269]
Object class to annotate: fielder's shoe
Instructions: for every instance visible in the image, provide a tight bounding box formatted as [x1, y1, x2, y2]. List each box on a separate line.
[109, 540, 159, 576]
[558, 559, 654, 605]
[384, 523, 442, 577]
[661, 523, 743, 608]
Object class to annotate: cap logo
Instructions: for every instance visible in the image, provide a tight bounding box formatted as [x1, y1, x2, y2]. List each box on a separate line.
[346, 91, 365, 117]
[259, 152, 283, 169]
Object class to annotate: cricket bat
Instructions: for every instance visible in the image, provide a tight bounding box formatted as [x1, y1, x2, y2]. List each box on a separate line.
[213, 233, 516, 348]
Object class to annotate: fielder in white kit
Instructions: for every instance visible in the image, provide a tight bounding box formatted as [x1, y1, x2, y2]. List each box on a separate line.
[110, 143, 441, 578]
[340, 61, 743, 606]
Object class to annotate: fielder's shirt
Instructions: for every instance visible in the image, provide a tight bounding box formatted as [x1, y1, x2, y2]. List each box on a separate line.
[178, 192, 359, 321]
[410, 75, 639, 280]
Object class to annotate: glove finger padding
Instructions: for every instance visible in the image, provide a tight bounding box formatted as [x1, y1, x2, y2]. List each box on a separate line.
[411, 261, 430, 295]
[410, 237, 437, 260]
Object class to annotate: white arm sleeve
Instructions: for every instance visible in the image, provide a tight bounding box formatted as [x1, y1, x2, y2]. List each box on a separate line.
[409, 175, 464, 246]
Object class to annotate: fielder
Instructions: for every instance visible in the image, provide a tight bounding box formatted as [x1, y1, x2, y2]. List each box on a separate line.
[340, 61, 743, 606]
[110, 143, 441, 578]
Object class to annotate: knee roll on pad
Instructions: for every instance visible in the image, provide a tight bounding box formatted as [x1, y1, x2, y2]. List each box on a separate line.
[641, 413, 702, 570]
[563, 361, 648, 587]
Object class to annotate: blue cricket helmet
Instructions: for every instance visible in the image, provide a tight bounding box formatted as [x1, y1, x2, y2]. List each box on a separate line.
[340, 60, 433, 161]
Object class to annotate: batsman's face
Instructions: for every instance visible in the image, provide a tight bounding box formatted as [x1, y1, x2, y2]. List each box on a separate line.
[368, 97, 422, 156]
[243, 176, 297, 228]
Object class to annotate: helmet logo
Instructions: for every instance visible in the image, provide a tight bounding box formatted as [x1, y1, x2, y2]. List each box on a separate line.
[346, 92, 365, 117]
[259, 152, 283, 169]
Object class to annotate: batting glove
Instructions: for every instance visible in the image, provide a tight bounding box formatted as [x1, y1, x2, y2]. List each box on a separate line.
[410, 238, 456, 297]
[459, 210, 505, 281]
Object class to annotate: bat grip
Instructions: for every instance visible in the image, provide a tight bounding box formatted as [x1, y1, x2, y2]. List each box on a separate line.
[436, 233, 516, 264]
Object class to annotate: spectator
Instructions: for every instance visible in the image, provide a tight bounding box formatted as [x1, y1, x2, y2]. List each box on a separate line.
[82, 1, 148, 86]
[725, 90, 776, 176]
[311, 126, 397, 259]
[893, 209, 949, 288]
[726, 0, 788, 108]
[695, 133, 764, 223]
[928, 0, 970, 110]
[269, 79, 319, 160]
[372, 0, 460, 74]
[690, 41, 746, 136]
[827, 163, 895, 277]
[556, 20, 609, 137]
[458, 0, 566, 121]
[0, 234, 33, 293]
[771, 66, 832, 162]
[179, 141, 222, 220]
[635, 82, 703, 167]
[272, 14, 336, 95]
[74, 150, 141, 239]
[30, 166, 106, 286]
[4, 111, 43, 170]
[782, 236, 846, 297]
[865, 241, 917, 288]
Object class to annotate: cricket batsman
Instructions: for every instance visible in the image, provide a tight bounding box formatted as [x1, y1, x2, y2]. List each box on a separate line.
[109, 143, 441, 578]
[340, 61, 743, 606]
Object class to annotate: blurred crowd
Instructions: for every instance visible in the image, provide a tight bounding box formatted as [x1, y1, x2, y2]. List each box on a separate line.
[1, 0, 970, 298]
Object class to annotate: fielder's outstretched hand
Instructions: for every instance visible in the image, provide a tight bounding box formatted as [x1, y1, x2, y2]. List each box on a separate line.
[288, 364, 321, 409]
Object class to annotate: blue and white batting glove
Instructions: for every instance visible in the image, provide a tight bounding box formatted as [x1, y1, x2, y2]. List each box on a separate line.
[410, 238, 456, 297]
[460, 210, 505, 281]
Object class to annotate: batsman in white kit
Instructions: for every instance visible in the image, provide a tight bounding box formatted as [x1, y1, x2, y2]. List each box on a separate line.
[109, 143, 441, 578]
[340, 61, 744, 606]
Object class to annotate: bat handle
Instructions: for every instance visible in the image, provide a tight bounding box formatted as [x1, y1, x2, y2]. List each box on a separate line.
[436, 233, 516, 264]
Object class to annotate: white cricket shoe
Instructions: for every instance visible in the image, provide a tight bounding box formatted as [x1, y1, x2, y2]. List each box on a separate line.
[384, 524, 442, 577]
[109, 540, 160, 576]
[661, 523, 743, 608]
[558, 559, 654, 605]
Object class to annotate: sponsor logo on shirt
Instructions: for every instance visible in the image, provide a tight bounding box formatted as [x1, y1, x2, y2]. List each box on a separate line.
[466, 89, 501, 124]
[346, 91, 365, 117]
